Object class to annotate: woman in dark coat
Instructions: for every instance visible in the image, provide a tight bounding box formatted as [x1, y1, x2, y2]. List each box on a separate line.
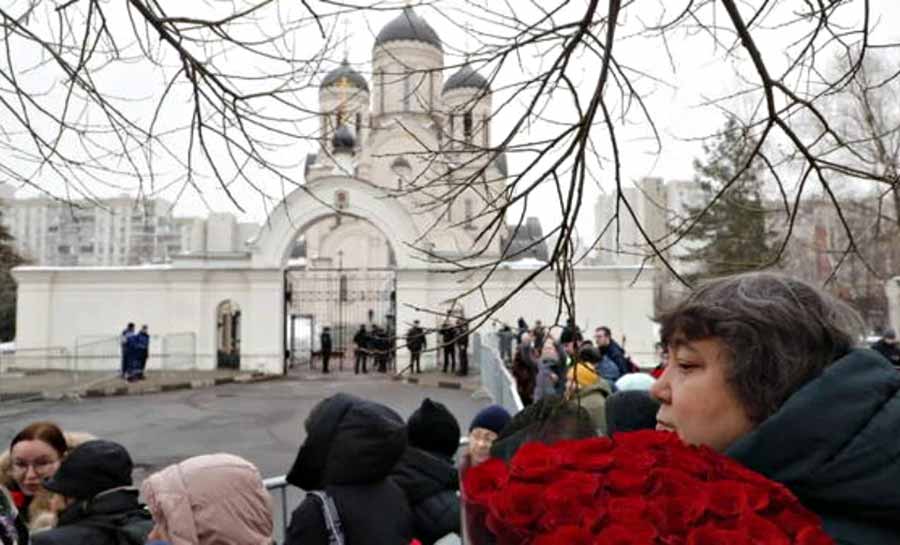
[284, 393, 412, 545]
[651, 272, 900, 545]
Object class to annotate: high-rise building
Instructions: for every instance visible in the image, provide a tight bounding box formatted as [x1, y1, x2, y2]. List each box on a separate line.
[0, 183, 260, 266]
[593, 177, 667, 266]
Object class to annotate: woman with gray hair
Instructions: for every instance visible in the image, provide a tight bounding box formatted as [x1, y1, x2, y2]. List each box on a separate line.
[651, 272, 900, 545]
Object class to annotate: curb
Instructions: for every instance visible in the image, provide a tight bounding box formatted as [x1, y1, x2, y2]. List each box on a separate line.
[2, 372, 282, 403]
[391, 374, 478, 392]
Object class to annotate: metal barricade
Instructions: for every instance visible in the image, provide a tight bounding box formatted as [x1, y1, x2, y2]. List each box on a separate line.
[476, 332, 524, 415]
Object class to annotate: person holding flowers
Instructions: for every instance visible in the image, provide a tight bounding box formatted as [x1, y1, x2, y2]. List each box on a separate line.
[462, 272, 900, 545]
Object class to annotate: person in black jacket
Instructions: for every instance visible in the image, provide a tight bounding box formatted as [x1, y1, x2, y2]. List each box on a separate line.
[440, 321, 456, 374]
[455, 318, 469, 377]
[31, 440, 152, 545]
[652, 272, 900, 545]
[406, 321, 426, 374]
[320, 327, 332, 374]
[284, 393, 412, 545]
[391, 399, 461, 545]
[353, 325, 368, 374]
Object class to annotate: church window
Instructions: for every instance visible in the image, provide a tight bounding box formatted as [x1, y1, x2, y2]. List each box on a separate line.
[429, 72, 434, 110]
[449, 114, 455, 141]
[483, 114, 489, 147]
[464, 198, 474, 228]
[356, 112, 362, 132]
[463, 112, 473, 144]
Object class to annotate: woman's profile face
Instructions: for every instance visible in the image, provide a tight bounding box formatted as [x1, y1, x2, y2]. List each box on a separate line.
[650, 337, 754, 452]
[10, 439, 62, 496]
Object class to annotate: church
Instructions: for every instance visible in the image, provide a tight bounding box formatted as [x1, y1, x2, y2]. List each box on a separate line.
[11, 8, 657, 374]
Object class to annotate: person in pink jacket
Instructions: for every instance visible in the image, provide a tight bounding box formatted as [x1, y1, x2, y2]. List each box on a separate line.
[141, 453, 273, 545]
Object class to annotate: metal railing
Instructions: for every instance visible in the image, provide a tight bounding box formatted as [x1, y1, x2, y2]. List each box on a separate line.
[475, 332, 524, 415]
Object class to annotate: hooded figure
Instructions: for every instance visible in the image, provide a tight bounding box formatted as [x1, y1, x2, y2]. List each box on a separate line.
[391, 399, 462, 545]
[285, 393, 412, 545]
[140, 454, 273, 545]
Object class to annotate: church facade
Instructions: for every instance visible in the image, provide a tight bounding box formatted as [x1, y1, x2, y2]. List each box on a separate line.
[11, 8, 657, 374]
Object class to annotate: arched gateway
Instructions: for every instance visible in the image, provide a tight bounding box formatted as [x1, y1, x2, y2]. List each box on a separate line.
[10, 7, 659, 375]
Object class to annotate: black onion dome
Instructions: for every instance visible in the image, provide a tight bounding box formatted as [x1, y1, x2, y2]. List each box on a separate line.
[332, 124, 356, 151]
[375, 7, 442, 51]
[322, 59, 369, 92]
[443, 64, 490, 94]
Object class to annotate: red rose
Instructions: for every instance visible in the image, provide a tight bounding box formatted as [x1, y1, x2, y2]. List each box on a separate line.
[705, 480, 750, 518]
[594, 522, 657, 545]
[796, 526, 837, 545]
[540, 478, 602, 529]
[532, 525, 594, 545]
[566, 437, 615, 471]
[509, 442, 560, 482]
[772, 504, 825, 537]
[647, 467, 702, 497]
[613, 428, 679, 449]
[607, 469, 649, 494]
[650, 494, 707, 535]
[487, 482, 546, 530]
[687, 525, 753, 545]
[462, 457, 509, 505]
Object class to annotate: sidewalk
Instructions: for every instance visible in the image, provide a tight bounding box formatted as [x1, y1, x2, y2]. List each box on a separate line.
[0, 368, 276, 402]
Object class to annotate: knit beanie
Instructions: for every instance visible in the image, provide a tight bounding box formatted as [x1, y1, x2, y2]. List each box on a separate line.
[567, 362, 599, 387]
[605, 390, 661, 435]
[469, 405, 512, 435]
[579, 345, 602, 364]
[407, 398, 462, 458]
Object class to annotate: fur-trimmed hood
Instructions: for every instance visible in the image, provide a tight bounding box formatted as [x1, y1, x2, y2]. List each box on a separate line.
[0, 431, 96, 531]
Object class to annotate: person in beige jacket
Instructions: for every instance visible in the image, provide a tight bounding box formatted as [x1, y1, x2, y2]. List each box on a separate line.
[141, 453, 273, 545]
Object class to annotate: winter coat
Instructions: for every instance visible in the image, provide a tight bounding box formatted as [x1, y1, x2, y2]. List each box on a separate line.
[600, 340, 630, 376]
[726, 349, 900, 545]
[594, 355, 621, 386]
[0, 485, 28, 545]
[134, 332, 150, 358]
[30, 489, 152, 545]
[320, 332, 332, 354]
[391, 448, 460, 545]
[570, 380, 612, 435]
[533, 358, 558, 402]
[0, 432, 96, 532]
[285, 393, 412, 545]
[140, 453, 272, 545]
[406, 326, 426, 352]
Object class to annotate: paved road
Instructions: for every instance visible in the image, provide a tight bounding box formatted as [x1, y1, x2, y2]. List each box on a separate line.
[0, 371, 488, 481]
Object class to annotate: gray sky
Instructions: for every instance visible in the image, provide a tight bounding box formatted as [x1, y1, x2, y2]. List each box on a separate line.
[2, 1, 898, 245]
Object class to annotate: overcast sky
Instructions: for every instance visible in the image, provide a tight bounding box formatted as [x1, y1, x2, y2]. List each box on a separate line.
[2, 1, 899, 245]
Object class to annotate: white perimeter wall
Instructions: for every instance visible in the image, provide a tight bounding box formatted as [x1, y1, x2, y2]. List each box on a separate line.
[12, 267, 284, 374]
[12, 264, 656, 374]
[395, 265, 657, 370]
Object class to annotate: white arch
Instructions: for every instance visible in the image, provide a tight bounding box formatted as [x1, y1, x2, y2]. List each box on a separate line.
[250, 176, 423, 268]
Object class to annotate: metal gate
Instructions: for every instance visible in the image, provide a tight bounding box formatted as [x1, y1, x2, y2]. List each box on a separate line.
[284, 267, 396, 369]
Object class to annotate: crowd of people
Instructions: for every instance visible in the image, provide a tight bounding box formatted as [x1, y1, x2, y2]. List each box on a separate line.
[119, 323, 151, 382]
[2, 271, 899, 545]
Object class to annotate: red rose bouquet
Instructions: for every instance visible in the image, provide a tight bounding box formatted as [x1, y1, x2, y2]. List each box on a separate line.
[461, 430, 834, 545]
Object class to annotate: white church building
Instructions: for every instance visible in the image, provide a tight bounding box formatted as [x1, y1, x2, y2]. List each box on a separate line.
[12, 8, 657, 374]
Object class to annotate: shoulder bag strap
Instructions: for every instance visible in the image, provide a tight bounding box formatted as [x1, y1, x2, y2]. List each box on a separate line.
[309, 491, 345, 545]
